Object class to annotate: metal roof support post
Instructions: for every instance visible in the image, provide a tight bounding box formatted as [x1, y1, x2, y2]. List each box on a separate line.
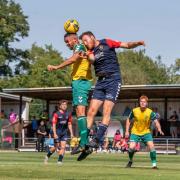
[164, 97, 168, 121]
[46, 100, 49, 118]
[0, 97, 1, 116]
[18, 95, 23, 148]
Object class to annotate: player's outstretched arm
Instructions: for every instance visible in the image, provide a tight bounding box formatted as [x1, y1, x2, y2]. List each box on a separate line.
[120, 41, 145, 49]
[47, 53, 80, 71]
[154, 119, 164, 135]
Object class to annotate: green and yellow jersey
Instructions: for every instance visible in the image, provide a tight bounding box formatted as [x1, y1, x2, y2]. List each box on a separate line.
[71, 43, 92, 81]
[129, 107, 156, 135]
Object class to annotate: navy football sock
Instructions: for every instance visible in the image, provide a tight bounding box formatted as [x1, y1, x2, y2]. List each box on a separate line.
[95, 123, 108, 142]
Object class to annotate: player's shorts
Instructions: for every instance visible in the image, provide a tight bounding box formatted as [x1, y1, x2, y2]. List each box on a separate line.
[130, 133, 153, 144]
[72, 79, 92, 106]
[92, 73, 121, 103]
[54, 132, 68, 143]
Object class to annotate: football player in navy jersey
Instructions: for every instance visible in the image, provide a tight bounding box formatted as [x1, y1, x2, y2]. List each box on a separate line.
[77, 31, 145, 160]
[44, 100, 74, 165]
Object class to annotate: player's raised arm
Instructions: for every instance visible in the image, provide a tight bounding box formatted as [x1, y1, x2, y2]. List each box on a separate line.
[120, 41, 145, 49]
[47, 52, 81, 71]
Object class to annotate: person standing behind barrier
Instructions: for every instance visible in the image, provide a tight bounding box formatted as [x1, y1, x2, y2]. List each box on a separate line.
[37, 120, 47, 152]
[169, 111, 179, 138]
[31, 116, 38, 138]
[44, 100, 74, 165]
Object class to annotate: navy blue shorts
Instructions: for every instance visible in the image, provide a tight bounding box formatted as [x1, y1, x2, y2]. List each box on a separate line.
[54, 131, 68, 143]
[92, 74, 121, 103]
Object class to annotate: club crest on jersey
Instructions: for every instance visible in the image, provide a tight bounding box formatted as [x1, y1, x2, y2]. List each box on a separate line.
[99, 45, 104, 51]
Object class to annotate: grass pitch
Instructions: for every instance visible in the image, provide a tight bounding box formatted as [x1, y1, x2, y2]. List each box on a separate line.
[0, 152, 180, 180]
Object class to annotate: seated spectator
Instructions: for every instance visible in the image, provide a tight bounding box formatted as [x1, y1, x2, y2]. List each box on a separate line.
[168, 111, 179, 138]
[112, 129, 122, 150]
[115, 138, 129, 152]
[70, 137, 80, 151]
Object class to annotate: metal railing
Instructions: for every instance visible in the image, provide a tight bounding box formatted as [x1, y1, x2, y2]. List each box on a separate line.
[153, 138, 180, 155]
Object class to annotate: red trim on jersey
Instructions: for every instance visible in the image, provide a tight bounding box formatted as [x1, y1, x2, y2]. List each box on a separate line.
[52, 112, 72, 124]
[68, 113, 72, 124]
[52, 113, 58, 124]
[106, 39, 121, 48]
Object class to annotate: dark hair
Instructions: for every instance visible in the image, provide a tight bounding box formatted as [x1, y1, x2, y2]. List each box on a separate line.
[64, 33, 77, 40]
[59, 100, 68, 106]
[79, 31, 95, 40]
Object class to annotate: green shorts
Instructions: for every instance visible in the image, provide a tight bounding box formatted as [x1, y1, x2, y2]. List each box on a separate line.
[72, 79, 92, 106]
[130, 133, 153, 144]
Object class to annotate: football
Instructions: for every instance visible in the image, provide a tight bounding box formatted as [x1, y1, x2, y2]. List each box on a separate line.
[64, 19, 79, 33]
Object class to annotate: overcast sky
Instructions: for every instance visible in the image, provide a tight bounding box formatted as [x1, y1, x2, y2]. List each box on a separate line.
[14, 0, 180, 66]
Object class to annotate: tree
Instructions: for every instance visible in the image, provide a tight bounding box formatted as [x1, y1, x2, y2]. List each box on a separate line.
[168, 58, 180, 84]
[0, 0, 29, 76]
[0, 44, 72, 88]
[117, 50, 170, 85]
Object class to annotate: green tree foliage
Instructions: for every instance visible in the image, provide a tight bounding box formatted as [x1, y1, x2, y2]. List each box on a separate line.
[0, 44, 72, 88]
[168, 58, 180, 84]
[118, 50, 169, 85]
[0, 0, 29, 75]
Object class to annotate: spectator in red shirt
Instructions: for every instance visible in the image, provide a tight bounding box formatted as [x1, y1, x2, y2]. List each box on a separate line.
[112, 130, 122, 150]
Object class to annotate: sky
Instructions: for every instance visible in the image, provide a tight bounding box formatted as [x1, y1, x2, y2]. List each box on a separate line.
[14, 0, 180, 66]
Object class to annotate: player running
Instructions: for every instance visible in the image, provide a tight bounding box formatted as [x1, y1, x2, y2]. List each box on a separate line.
[125, 95, 164, 169]
[78, 31, 145, 160]
[44, 100, 73, 165]
[47, 33, 92, 157]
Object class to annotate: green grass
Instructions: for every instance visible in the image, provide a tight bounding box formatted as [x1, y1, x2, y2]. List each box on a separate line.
[0, 152, 180, 180]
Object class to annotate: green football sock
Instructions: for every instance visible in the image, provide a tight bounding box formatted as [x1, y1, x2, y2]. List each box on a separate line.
[128, 148, 135, 162]
[78, 116, 88, 147]
[150, 150, 157, 166]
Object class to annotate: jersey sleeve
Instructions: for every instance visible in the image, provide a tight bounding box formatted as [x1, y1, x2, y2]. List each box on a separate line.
[106, 39, 121, 48]
[52, 113, 58, 124]
[68, 113, 72, 124]
[150, 112, 157, 121]
[129, 111, 134, 121]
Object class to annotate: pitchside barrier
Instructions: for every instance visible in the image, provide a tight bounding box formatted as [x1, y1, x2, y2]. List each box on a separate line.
[0, 133, 180, 155]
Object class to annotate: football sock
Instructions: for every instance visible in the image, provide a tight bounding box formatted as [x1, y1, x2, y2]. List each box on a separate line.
[78, 116, 88, 147]
[128, 148, 135, 162]
[150, 150, 157, 166]
[47, 149, 54, 158]
[95, 124, 108, 142]
[58, 154, 64, 162]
